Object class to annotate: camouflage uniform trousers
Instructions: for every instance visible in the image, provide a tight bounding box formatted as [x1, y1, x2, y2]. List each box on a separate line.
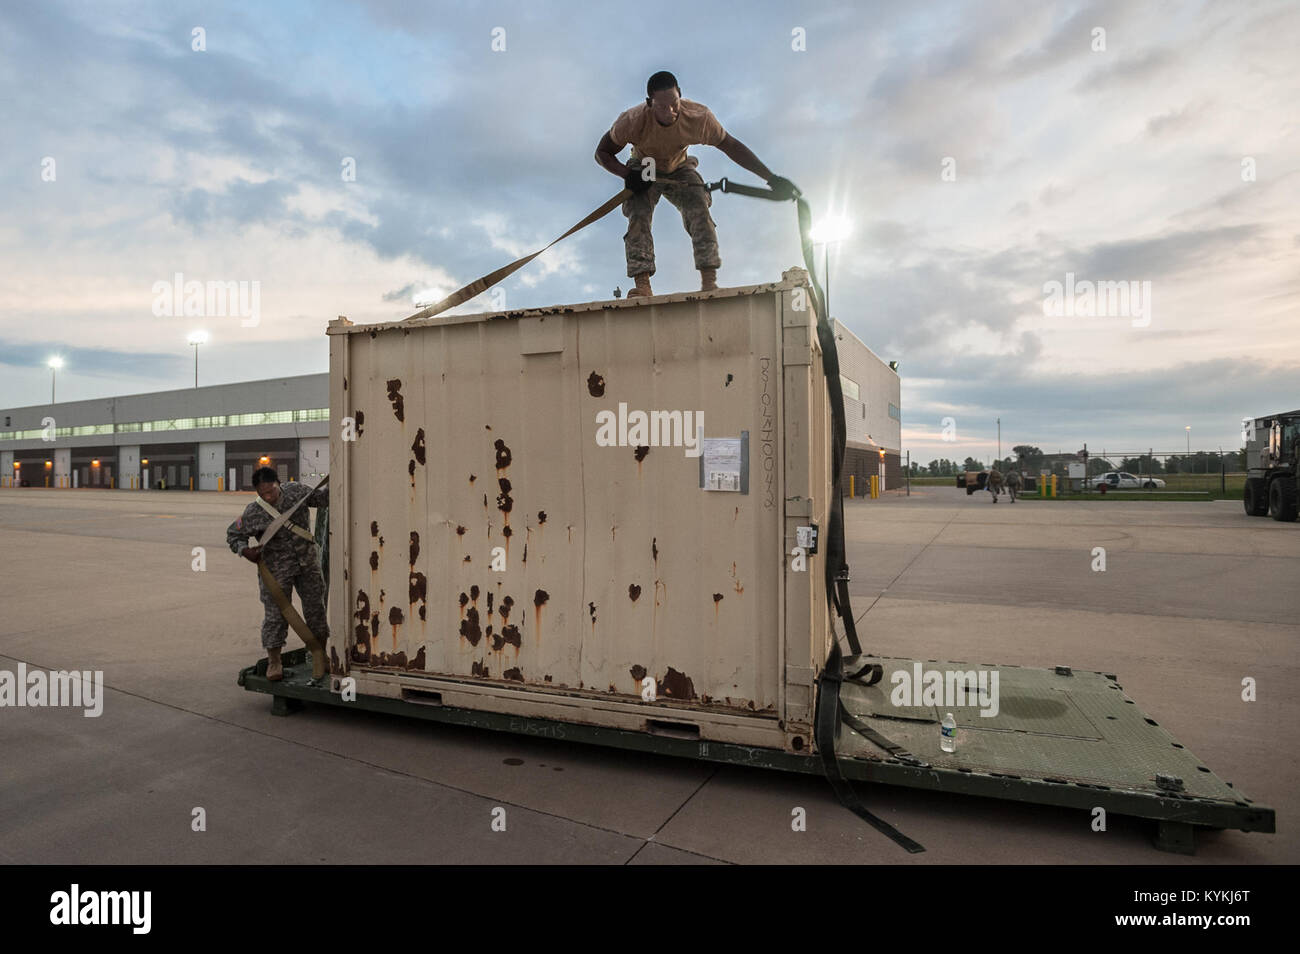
[623, 154, 720, 277]
[258, 542, 330, 652]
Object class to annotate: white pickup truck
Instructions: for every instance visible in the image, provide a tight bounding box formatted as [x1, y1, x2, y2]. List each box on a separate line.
[1095, 471, 1165, 490]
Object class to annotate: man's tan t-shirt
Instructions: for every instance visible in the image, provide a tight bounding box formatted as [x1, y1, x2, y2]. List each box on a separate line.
[609, 99, 726, 175]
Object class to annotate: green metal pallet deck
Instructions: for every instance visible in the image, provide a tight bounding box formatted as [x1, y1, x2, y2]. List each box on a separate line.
[239, 649, 1274, 855]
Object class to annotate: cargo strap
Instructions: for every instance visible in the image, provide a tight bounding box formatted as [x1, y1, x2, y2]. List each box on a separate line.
[255, 495, 316, 542]
[705, 176, 924, 852]
[255, 476, 328, 550]
[402, 192, 630, 322]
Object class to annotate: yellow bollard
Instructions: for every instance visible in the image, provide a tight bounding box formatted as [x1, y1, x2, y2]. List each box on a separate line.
[1051, 475, 1058, 497]
[218, 476, 223, 492]
[850, 475, 855, 498]
[189, 476, 194, 491]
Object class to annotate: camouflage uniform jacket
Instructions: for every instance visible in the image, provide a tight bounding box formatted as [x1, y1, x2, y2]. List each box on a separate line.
[225, 481, 329, 566]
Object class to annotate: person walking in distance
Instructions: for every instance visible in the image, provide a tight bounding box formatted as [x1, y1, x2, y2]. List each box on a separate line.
[987, 465, 1004, 503]
[1004, 467, 1021, 503]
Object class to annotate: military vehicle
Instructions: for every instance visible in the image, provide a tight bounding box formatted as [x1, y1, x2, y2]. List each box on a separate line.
[1243, 410, 1299, 521]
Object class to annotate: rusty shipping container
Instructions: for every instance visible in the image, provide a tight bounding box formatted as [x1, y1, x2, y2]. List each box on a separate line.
[325, 266, 832, 752]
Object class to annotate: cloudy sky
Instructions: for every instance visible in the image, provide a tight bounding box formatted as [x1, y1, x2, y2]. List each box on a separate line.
[2, 0, 1296, 463]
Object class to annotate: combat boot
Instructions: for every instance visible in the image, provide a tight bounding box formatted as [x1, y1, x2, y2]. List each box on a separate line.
[700, 268, 718, 292]
[627, 273, 653, 297]
[266, 647, 284, 681]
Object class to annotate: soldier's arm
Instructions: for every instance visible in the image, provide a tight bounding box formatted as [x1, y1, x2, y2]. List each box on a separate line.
[595, 131, 630, 178]
[716, 133, 774, 182]
[228, 504, 267, 555]
[226, 511, 251, 556]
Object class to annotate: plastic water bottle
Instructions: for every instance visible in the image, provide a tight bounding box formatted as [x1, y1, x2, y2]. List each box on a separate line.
[940, 712, 957, 753]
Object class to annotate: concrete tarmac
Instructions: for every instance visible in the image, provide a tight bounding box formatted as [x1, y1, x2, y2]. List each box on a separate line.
[0, 485, 1294, 864]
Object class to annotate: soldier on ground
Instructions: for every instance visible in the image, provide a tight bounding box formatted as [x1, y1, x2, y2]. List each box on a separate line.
[987, 466, 1004, 503]
[1004, 467, 1022, 503]
[225, 466, 330, 681]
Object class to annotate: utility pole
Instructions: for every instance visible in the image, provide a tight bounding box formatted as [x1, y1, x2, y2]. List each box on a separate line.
[997, 418, 1001, 466]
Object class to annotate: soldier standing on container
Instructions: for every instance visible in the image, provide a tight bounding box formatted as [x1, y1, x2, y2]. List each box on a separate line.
[594, 71, 797, 297]
[1004, 467, 1021, 503]
[225, 467, 330, 681]
[987, 465, 1004, 503]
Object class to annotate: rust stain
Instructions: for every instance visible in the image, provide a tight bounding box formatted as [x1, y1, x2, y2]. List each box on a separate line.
[630, 664, 647, 682]
[471, 660, 489, 678]
[502, 624, 521, 650]
[713, 592, 723, 621]
[494, 439, 512, 471]
[469, 474, 476, 484]
[660, 667, 696, 700]
[586, 371, 605, 397]
[388, 606, 403, 650]
[487, 591, 495, 616]
[470, 584, 480, 605]
[504, 667, 524, 683]
[370, 613, 379, 641]
[533, 588, 549, 640]
[386, 378, 405, 421]
[351, 590, 371, 664]
[611, 525, 616, 544]
[567, 525, 573, 544]
[458, 592, 468, 618]
[378, 536, 384, 548]
[378, 589, 385, 602]
[652, 537, 659, 567]
[409, 428, 426, 485]
[377, 651, 408, 669]
[587, 602, 597, 625]
[496, 477, 513, 534]
[369, 550, 378, 571]
[370, 521, 378, 537]
[409, 572, 427, 620]
[409, 531, 420, 565]
[521, 543, 527, 565]
[353, 410, 365, 437]
[463, 554, 471, 563]
[343, 376, 348, 391]
[460, 607, 482, 646]
[537, 511, 547, 524]
[628, 584, 641, 602]
[544, 675, 553, 683]
[499, 595, 514, 621]
[456, 525, 466, 536]
[409, 647, 426, 671]
[713, 593, 724, 602]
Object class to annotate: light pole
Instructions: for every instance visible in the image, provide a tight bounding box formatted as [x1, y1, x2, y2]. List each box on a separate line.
[188, 331, 208, 387]
[1185, 425, 1191, 459]
[809, 216, 851, 319]
[47, 356, 63, 403]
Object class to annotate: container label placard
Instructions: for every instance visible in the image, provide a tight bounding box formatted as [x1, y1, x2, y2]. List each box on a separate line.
[701, 436, 746, 493]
